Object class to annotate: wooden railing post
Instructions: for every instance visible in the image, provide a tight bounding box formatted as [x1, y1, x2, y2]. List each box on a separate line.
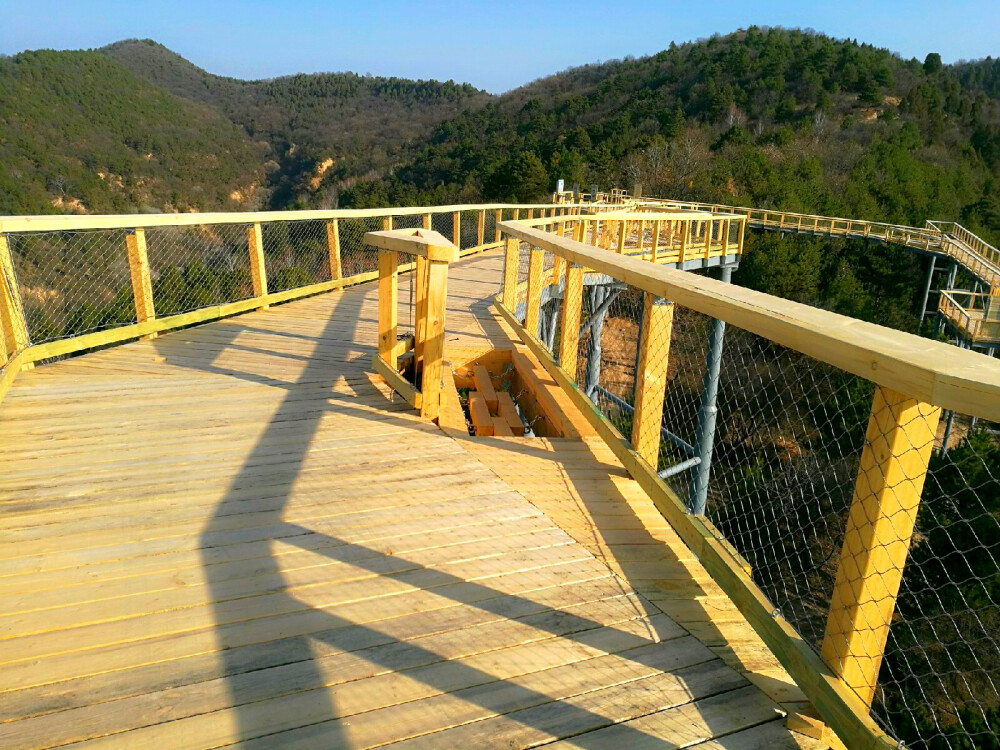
[125, 228, 156, 336]
[821, 386, 941, 706]
[419, 257, 449, 421]
[525, 245, 544, 336]
[632, 293, 674, 465]
[636, 219, 645, 257]
[452, 211, 461, 248]
[494, 209, 502, 242]
[651, 219, 661, 262]
[326, 219, 342, 279]
[558, 263, 583, 375]
[414, 256, 428, 371]
[248, 222, 268, 310]
[679, 220, 688, 264]
[616, 220, 627, 254]
[383, 217, 393, 232]
[502, 237, 519, 311]
[477, 210, 485, 247]
[377, 249, 398, 368]
[0, 234, 29, 359]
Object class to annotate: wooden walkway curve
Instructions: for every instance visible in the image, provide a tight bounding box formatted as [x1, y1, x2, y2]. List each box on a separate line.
[0, 250, 822, 749]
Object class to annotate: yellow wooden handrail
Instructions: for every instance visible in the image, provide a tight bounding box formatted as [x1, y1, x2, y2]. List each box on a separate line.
[495, 216, 1000, 750]
[0, 202, 586, 234]
[500, 220, 1000, 421]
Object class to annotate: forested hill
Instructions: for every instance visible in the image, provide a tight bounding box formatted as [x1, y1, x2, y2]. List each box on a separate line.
[0, 50, 266, 215]
[349, 28, 1000, 246]
[100, 39, 490, 208]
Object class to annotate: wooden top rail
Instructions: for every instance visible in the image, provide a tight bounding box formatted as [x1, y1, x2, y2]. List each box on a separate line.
[364, 228, 460, 263]
[641, 199, 944, 240]
[0, 202, 589, 234]
[500, 220, 1000, 421]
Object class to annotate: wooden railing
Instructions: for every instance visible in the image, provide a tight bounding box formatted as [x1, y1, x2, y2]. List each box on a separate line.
[521, 209, 746, 263]
[365, 226, 458, 421]
[642, 198, 1000, 292]
[0, 202, 591, 407]
[494, 215, 1000, 750]
[939, 290, 1000, 344]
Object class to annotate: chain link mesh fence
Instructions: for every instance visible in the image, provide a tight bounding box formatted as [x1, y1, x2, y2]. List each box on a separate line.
[1, 209, 501, 356]
[505, 218, 1000, 750]
[145, 223, 254, 317]
[261, 220, 331, 292]
[7, 229, 135, 343]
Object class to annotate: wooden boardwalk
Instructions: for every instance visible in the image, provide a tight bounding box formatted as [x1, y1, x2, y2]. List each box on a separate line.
[0, 250, 821, 749]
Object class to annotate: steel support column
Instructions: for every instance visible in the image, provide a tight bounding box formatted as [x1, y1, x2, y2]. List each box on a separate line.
[920, 255, 936, 323]
[584, 285, 607, 398]
[689, 265, 733, 515]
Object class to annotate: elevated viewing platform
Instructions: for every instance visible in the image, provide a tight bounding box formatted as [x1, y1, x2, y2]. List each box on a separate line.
[1, 199, 998, 749]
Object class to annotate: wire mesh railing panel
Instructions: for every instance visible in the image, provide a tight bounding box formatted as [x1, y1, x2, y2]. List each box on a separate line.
[460, 210, 479, 250]
[392, 214, 423, 231]
[484, 210, 498, 244]
[8, 229, 135, 343]
[431, 211, 454, 244]
[577, 278, 642, 444]
[699, 324, 870, 645]
[656, 305, 711, 485]
[145, 223, 254, 317]
[262, 220, 331, 292]
[875, 414, 1000, 748]
[338, 217, 383, 278]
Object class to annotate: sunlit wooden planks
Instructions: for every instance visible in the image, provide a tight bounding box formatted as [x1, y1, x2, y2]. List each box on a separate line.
[0, 248, 812, 750]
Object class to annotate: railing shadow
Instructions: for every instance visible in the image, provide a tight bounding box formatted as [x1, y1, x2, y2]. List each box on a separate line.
[144, 272, 739, 745]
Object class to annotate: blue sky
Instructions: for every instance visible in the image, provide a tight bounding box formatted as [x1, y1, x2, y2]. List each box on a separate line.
[2, 0, 997, 93]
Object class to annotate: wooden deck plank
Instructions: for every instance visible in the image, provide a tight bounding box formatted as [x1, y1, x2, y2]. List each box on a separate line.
[0, 249, 813, 749]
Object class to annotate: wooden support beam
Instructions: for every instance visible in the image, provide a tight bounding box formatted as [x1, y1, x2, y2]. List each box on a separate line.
[473, 364, 498, 412]
[491, 416, 514, 436]
[377, 250, 398, 366]
[477, 210, 485, 246]
[247, 222, 268, 309]
[0, 234, 29, 360]
[437, 364, 468, 437]
[452, 211, 461, 248]
[468, 391, 494, 435]
[525, 245, 544, 336]
[821, 386, 942, 706]
[125, 228, 156, 338]
[632, 293, 675, 465]
[326, 220, 342, 279]
[413, 256, 428, 369]
[497, 391, 525, 436]
[419, 259, 449, 421]
[502, 238, 519, 311]
[371, 354, 422, 410]
[558, 263, 584, 377]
